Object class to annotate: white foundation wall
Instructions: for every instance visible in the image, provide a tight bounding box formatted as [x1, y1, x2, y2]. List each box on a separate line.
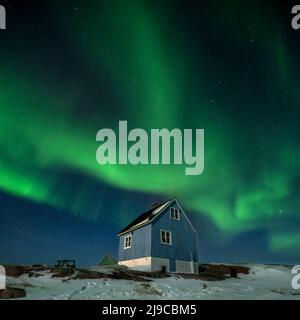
[176, 260, 199, 274]
[118, 257, 198, 274]
[150, 257, 170, 272]
[118, 257, 170, 272]
[118, 257, 152, 272]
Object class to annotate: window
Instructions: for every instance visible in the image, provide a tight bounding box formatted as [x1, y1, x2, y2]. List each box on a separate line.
[160, 230, 172, 245]
[124, 235, 132, 249]
[170, 207, 181, 220]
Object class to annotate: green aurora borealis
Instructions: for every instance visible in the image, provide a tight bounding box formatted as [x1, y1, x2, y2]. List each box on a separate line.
[0, 0, 300, 260]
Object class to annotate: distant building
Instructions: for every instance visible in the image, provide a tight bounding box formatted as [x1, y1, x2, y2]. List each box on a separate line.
[98, 255, 116, 266]
[117, 199, 198, 274]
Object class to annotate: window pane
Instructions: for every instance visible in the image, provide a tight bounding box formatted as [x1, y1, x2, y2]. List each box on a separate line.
[124, 236, 132, 248]
[161, 230, 172, 244]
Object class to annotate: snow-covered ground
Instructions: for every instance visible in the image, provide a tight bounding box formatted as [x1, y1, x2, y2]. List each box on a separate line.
[5, 264, 300, 300]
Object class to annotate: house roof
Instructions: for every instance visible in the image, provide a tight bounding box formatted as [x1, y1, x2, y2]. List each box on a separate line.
[117, 199, 173, 236]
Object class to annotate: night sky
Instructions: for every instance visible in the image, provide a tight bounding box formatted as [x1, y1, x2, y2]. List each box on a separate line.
[0, 0, 299, 266]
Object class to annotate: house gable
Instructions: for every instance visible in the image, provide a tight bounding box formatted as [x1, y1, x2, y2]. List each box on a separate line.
[171, 199, 198, 234]
[151, 200, 198, 262]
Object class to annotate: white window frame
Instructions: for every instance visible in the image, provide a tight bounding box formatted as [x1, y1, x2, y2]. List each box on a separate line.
[124, 235, 132, 249]
[170, 207, 181, 220]
[160, 229, 172, 245]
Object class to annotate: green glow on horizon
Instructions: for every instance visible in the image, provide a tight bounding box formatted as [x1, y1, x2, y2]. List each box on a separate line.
[270, 232, 300, 254]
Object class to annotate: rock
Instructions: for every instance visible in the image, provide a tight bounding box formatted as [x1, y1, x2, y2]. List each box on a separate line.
[75, 269, 107, 280]
[207, 264, 249, 275]
[28, 271, 42, 278]
[128, 270, 170, 279]
[3, 265, 29, 277]
[51, 268, 75, 278]
[111, 270, 151, 282]
[0, 288, 26, 299]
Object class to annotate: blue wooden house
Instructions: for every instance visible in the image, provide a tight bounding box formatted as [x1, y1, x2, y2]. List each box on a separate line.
[117, 199, 198, 274]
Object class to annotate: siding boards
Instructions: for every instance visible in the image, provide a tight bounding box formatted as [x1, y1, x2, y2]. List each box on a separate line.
[151, 203, 198, 262]
[118, 224, 151, 261]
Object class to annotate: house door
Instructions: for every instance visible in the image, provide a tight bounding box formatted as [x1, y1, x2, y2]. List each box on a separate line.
[169, 258, 176, 272]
